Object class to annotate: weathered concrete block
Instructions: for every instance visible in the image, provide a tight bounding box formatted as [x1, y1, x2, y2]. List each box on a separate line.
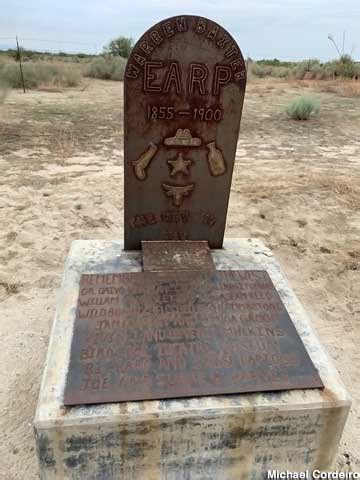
[34, 239, 350, 479]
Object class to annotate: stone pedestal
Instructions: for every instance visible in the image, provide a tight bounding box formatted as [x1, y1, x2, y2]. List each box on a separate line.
[34, 239, 351, 479]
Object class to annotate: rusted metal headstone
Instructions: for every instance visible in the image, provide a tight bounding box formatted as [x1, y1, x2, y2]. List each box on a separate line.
[63, 16, 323, 408]
[64, 271, 323, 406]
[124, 15, 247, 249]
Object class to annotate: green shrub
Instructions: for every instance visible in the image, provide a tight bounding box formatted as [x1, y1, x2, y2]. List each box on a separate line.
[256, 59, 296, 68]
[286, 97, 319, 120]
[103, 36, 133, 58]
[334, 60, 357, 78]
[111, 59, 126, 80]
[233, 57, 359, 82]
[319, 56, 359, 79]
[251, 64, 273, 78]
[290, 59, 321, 80]
[85, 57, 126, 81]
[60, 67, 81, 87]
[0, 62, 81, 89]
[314, 66, 333, 80]
[0, 64, 34, 88]
[0, 80, 9, 103]
[85, 58, 112, 79]
[271, 66, 289, 78]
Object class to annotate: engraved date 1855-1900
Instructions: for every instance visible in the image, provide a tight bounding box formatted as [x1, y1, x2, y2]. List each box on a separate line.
[147, 105, 223, 121]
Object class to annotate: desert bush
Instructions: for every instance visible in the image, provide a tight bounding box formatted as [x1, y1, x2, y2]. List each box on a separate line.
[0, 57, 8, 102]
[319, 56, 360, 79]
[271, 66, 290, 78]
[252, 60, 318, 80]
[290, 59, 321, 80]
[0, 80, 9, 103]
[85, 57, 126, 80]
[315, 81, 360, 97]
[103, 36, 134, 58]
[256, 58, 296, 68]
[0, 62, 81, 89]
[251, 64, 273, 78]
[0, 64, 36, 88]
[338, 63, 356, 78]
[286, 96, 319, 120]
[240, 57, 360, 82]
[314, 66, 334, 80]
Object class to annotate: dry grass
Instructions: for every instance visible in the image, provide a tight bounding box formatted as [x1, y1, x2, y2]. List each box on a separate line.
[50, 129, 78, 163]
[36, 85, 64, 93]
[247, 82, 281, 96]
[232, 181, 276, 199]
[85, 57, 126, 81]
[0, 85, 8, 103]
[0, 281, 19, 298]
[72, 213, 113, 229]
[236, 172, 360, 212]
[338, 82, 360, 97]
[0, 62, 82, 90]
[307, 80, 360, 97]
[308, 172, 360, 211]
[264, 78, 360, 97]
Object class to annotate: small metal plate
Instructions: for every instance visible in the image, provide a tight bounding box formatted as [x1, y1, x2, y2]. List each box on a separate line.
[64, 271, 323, 406]
[142, 240, 215, 271]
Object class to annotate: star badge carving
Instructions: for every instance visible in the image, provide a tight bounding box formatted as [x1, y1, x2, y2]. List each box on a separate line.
[168, 153, 192, 176]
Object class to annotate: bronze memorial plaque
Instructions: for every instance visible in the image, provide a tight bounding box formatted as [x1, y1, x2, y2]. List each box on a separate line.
[64, 271, 323, 406]
[142, 240, 215, 271]
[124, 15, 247, 250]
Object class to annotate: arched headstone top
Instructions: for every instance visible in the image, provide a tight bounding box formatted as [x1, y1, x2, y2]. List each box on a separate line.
[124, 15, 247, 249]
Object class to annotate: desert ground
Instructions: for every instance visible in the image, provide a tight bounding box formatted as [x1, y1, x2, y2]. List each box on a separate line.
[0, 78, 359, 478]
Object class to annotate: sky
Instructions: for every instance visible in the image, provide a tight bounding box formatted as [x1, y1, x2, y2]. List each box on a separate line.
[0, 0, 359, 61]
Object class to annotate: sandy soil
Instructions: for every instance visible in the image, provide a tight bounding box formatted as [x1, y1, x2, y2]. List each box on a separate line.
[0, 78, 359, 478]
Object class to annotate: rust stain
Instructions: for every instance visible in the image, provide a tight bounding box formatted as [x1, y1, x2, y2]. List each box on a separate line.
[319, 387, 339, 403]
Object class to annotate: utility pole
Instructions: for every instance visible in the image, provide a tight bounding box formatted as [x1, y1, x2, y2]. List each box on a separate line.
[16, 36, 26, 93]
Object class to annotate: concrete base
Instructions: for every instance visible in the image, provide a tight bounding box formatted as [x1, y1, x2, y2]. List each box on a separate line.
[34, 239, 351, 479]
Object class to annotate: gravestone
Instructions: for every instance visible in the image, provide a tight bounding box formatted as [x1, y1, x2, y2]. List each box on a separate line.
[34, 15, 350, 480]
[63, 15, 322, 407]
[124, 15, 246, 249]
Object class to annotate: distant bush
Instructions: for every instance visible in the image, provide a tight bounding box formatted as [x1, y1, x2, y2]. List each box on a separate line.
[85, 57, 126, 81]
[251, 59, 320, 80]
[0, 62, 81, 89]
[286, 97, 319, 120]
[251, 64, 273, 78]
[103, 36, 134, 58]
[326, 56, 359, 79]
[0, 48, 95, 63]
[0, 80, 9, 103]
[271, 66, 290, 78]
[256, 58, 297, 68]
[290, 59, 320, 80]
[250, 57, 360, 81]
